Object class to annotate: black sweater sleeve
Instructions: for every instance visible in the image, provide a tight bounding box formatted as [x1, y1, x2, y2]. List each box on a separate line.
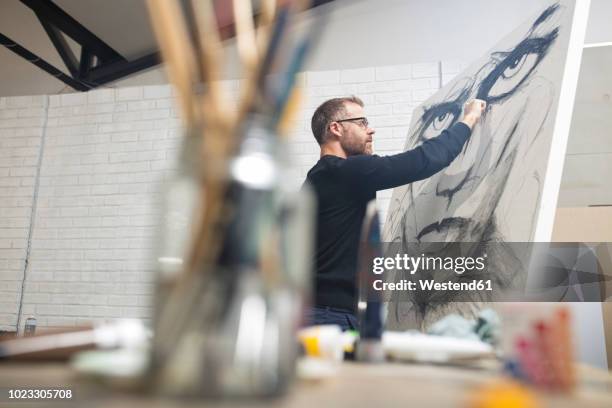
[340, 122, 471, 194]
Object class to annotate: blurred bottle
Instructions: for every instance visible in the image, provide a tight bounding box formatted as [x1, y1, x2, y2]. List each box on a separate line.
[24, 316, 36, 337]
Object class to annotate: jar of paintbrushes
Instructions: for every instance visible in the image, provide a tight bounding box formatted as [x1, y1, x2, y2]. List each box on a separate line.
[151, 114, 313, 398]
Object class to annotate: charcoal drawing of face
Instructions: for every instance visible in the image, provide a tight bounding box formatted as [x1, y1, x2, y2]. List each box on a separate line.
[382, 3, 569, 330]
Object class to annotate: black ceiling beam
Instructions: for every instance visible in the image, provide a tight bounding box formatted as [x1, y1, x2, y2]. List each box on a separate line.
[0, 33, 90, 91]
[20, 0, 125, 64]
[86, 53, 160, 86]
[8, 0, 153, 91]
[4, 0, 338, 92]
[37, 17, 79, 77]
[78, 48, 94, 78]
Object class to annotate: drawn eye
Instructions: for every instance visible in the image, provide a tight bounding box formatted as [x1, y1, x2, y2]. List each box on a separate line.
[504, 53, 530, 78]
[432, 112, 453, 130]
[417, 102, 462, 141]
[476, 30, 558, 104]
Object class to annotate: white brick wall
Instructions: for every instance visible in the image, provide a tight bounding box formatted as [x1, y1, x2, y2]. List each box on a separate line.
[22, 86, 184, 330]
[0, 95, 47, 331]
[0, 63, 449, 332]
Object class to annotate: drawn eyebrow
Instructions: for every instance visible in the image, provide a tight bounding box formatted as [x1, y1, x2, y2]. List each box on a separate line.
[415, 87, 471, 143]
[476, 29, 558, 104]
[530, 3, 560, 33]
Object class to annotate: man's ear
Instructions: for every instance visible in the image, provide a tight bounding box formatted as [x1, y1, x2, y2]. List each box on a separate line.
[328, 121, 343, 139]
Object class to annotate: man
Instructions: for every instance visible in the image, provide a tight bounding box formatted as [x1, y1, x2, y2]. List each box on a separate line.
[304, 95, 485, 330]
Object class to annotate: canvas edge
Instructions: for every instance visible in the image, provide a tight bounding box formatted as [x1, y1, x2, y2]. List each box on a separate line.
[532, 0, 591, 242]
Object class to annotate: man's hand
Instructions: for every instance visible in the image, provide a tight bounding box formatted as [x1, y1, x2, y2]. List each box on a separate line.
[460, 99, 486, 129]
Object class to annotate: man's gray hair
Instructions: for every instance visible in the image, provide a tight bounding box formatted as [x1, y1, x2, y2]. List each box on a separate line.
[311, 96, 364, 145]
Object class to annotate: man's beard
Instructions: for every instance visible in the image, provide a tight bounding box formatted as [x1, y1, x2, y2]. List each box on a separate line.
[342, 140, 370, 156]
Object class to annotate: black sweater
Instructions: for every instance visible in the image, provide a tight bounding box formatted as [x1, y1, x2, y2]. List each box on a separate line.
[305, 122, 472, 312]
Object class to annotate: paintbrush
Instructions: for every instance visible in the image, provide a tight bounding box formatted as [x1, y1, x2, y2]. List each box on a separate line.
[257, 0, 278, 51]
[272, 2, 327, 128]
[182, 0, 305, 278]
[149, 0, 283, 352]
[146, 0, 199, 128]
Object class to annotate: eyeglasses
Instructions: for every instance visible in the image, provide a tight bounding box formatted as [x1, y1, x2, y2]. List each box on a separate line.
[335, 117, 369, 129]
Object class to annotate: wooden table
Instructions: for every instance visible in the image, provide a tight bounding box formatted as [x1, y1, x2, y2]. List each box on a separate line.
[1, 360, 611, 407]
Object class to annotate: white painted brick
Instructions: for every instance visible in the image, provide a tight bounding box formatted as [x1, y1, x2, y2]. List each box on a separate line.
[412, 62, 439, 78]
[143, 85, 172, 99]
[375, 92, 412, 104]
[138, 130, 167, 141]
[80, 153, 108, 165]
[50, 294, 78, 304]
[110, 151, 164, 163]
[63, 305, 91, 316]
[306, 70, 340, 86]
[121, 306, 152, 319]
[393, 103, 418, 115]
[6, 96, 33, 108]
[101, 216, 131, 227]
[0, 301, 18, 315]
[155, 99, 173, 109]
[83, 103, 115, 114]
[116, 87, 143, 101]
[394, 78, 439, 91]
[371, 115, 413, 127]
[137, 295, 153, 307]
[0, 110, 19, 120]
[340, 67, 375, 84]
[0, 271, 22, 281]
[91, 185, 119, 195]
[90, 306, 122, 317]
[54, 272, 81, 281]
[142, 109, 170, 120]
[108, 295, 138, 306]
[441, 60, 468, 75]
[356, 81, 396, 94]
[87, 88, 115, 104]
[128, 101, 156, 111]
[30, 96, 46, 108]
[36, 304, 63, 315]
[412, 89, 437, 102]
[45, 317, 76, 327]
[79, 294, 107, 305]
[90, 113, 113, 124]
[366, 104, 393, 116]
[61, 93, 87, 107]
[70, 217, 101, 227]
[376, 65, 412, 81]
[0, 292, 20, 303]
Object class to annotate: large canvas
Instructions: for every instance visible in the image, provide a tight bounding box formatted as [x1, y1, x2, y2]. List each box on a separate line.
[382, 1, 586, 329]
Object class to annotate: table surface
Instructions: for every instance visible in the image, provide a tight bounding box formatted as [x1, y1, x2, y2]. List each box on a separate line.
[1, 360, 611, 408]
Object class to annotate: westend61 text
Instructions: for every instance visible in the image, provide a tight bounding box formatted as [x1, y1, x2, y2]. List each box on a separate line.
[372, 279, 493, 291]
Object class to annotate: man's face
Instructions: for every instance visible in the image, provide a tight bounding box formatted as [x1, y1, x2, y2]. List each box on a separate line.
[336, 103, 375, 156]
